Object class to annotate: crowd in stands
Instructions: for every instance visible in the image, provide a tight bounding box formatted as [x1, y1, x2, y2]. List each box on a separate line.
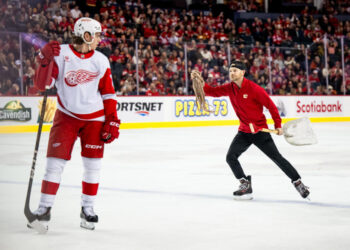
[0, 0, 350, 97]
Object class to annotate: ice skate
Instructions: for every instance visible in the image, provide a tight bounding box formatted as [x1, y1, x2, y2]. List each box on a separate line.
[27, 206, 51, 231]
[233, 175, 253, 200]
[293, 179, 310, 199]
[80, 207, 98, 230]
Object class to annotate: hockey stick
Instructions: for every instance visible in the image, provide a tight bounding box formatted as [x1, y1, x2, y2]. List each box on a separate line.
[24, 86, 49, 234]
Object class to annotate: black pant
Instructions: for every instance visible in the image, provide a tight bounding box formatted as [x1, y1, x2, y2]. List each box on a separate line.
[226, 131, 301, 182]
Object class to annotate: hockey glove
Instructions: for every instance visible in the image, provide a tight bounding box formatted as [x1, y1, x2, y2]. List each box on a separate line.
[101, 116, 121, 143]
[38, 41, 60, 66]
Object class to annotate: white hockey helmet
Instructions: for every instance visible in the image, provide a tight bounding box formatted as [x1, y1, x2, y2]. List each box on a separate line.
[74, 17, 102, 44]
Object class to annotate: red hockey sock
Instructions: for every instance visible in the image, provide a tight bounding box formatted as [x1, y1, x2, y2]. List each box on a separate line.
[41, 180, 60, 195]
[82, 181, 99, 196]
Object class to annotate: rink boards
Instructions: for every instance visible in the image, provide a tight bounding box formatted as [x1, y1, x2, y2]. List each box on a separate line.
[0, 95, 350, 133]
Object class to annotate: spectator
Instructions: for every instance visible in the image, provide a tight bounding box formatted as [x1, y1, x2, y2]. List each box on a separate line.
[0, 0, 349, 97]
[146, 82, 160, 96]
[313, 85, 323, 95]
[346, 84, 350, 95]
[238, 22, 253, 44]
[326, 85, 337, 95]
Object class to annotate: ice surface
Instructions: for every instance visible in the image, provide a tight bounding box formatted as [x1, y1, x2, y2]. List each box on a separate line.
[0, 122, 350, 250]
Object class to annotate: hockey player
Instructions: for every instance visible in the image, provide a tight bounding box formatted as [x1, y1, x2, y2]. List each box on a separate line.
[28, 17, 120, 231]
[191, 61, 310, 200]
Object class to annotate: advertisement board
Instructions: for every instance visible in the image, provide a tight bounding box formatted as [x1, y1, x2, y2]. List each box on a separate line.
[267, 96, 346, 118]
[0, 96, 349, 133]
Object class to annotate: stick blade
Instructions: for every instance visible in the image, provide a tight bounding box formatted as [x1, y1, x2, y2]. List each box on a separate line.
[27, 220, 48, 234]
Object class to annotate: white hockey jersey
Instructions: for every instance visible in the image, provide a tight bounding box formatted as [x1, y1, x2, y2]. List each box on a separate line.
[50, 44, 116, 121]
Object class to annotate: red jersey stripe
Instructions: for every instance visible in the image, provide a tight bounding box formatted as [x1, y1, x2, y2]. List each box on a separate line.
[69, 44, 94, 59]
[57, 95, 105, 120]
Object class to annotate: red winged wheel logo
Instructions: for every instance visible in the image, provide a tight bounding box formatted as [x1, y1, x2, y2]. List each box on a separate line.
[64, 69, 99, 87]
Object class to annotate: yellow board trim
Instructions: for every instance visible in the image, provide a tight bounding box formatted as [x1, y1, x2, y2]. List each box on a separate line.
[1, 117, 350, 133]
[0, 124, 52, 133]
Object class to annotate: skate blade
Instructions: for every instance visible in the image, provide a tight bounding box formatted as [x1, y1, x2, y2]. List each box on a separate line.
[27, 220, 48, 234]
[233, 194, 253, 200]
[80, 219, 95, 230]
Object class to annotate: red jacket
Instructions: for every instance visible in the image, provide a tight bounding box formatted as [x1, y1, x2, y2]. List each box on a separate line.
[203, 77, 281, 133]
